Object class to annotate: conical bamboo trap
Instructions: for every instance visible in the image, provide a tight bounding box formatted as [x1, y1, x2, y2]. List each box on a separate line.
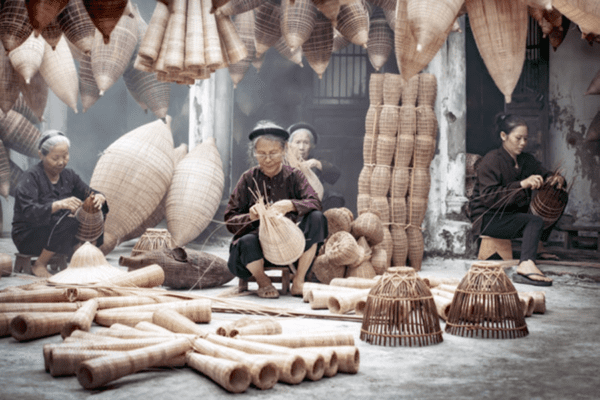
[553, 0, 600, 36]
[445, 261, 529, 339]
[1, 42, 21, 114]
[77, 51, 101, 113]
[82, 0, 130, 44]
[274, 34, 304, 66]
[360, 266, 443, 347]
[0, 0, 34, 52]
[406, 0, 463, 54]
[38, 35, 79, 113]
[215, 0, 263, 17]
[281, 0, 317, 50]
[228, 10, 255, 87]
[0, 141, 10, 199]
[336, 1, 369, 47]
[0, 110, 41, 158]
[7, 32, 45, 84]
[367, 10, 393, 72]
[302, 11, 333, 79]
[40, 17, 62, 49]
[254, 0, 282, 58]
[166, 137, 225, 247]
[57, 0, 96, 55]
[10, 94, 39, 125]
[19, 70, 47, 121]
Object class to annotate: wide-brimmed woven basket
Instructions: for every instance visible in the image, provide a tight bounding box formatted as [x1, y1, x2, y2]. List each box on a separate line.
[445, 261, 528, 339]
[57, 0, 96, 55]
[360, 266, 442, 347]
[281, 0, 317, 50]
[367, 11, 393, 72]
[0, 110, 41, 158]
[302, 12, 333, 79]
[382, 73, 405, 106]
[529, 183, 569, 229]
[0, 0, 33, 52]
[336, 1, 369, 47]
[369, 73, 385, 105]
[38, 36, 78, 113]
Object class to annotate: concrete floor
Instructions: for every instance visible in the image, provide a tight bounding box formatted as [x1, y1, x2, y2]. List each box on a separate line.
[1, 233, 599, 400]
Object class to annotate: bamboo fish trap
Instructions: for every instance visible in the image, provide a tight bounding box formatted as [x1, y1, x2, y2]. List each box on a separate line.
[228, 10, 255, 87]
[57, 0, 96, 55]
[74, 194, 105, 242]
[0, 42, 21, 114]
[445, 261, 528, 339]
[82, 0, 130, 44]
[214, 0, 263, 17]
[302, 11, 334, 79]
[7, 32, 45, 84]
[529, 180, 569, 229]
[407, 0, 463, 54]
[130, 228, 176, 257]
[281, 0, 317, 50]
[336, 1, 369, 47]
[38, 36, 79, 113]
[0, 0, 34, 52]
[367, 10, 393, 72]
[254, 0, 282, 58]
[0, 110, 42, 158]
[360, 266, 443, 347]
[19, 70, 48, 121]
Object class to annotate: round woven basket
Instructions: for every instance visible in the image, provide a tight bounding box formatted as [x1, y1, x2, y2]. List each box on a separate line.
[281, 0, 317, 50]
[336, 1, 369, 47]
[312, 254, 346, 284]
[389, 196, 407, 225]
[529, 184, 569, 229]
[390, 167, 409, 199]
[325, 231, 361, 267]
[57, 0, 96, 55]
[401, 75, 420, 106]
[0, 0, 34, 52]
[416, 105, 438, 137]
[130, 228, 176, 258]
[408, 168, 431, 199]
[369, 73, 385, 105]
[417, 73, 437, 107]
[413, 135, 436, 168]
[351, 211, 384, 246]
[370, 196, 390, 224]
[376, 135, 396, 167]
[360, 266, 442, 347]
[302, 12, 333, 79]
[406, 226, 424, 271]
[445, 261, 528, 339]
[365, 105, 381, 136]
[372, 225, 393, 269]
[394, 134, 414, 168]
[390, 224, 408, 266]
[323, 208, 353, 237]
[378, 105, 398, 136]
[367, 12, 393, 72]
[370, 165, 391, 197]
[382, 73, 405, 106]
[357, 165, 374, 195]
[363, 133, 377, 165]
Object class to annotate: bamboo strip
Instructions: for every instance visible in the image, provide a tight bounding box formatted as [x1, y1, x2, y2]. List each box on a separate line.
[0, 302, 79, 313]
[328, 290, 369, 314]
[76, 338, 193, 389]
[61, 299, 99, 339]
[152, 309, 210, 338]
[9, 312, 75, 341]
[186, 352, 251, 393]
[239, 331, 355, 348]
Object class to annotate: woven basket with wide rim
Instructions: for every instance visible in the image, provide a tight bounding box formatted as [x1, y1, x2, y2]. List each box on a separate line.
[302, 12, 333, 79]
[360, 266, 442, 347]
[0, 110, 41, 158]
[57, 0, 96, 55]
[382, 73, 405, 106]
[376, 135, 396, 167]
[281, 0, 317, 50]
[390, 224, 408, 266]
[529, 183, 569, 229]
[82, 0, 129, 44]
[406, 226, 424, 271]
[0, 0, 34, 52]
[336, 1, 369, 47]
[367, 11, 393, 72]
[369, 73, 385, 105]
[394, 134, 414, 168]
[38, 36, 78, 113]
[363, 133, 377, 165]
[445, 261, 528, 339]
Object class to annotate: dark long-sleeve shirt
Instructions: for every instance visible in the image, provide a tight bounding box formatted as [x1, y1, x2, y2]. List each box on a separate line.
[468, 147, 553, 236]
[224, 165, 321, 241]
[314, 159, 341, 185]
[12, 162, 108, 244]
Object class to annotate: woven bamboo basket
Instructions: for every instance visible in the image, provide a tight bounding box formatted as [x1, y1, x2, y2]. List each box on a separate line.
[379, 105, 399, 136]
[0, 0, 34, 52]
[231, 318, 282, 337]
[91, 10, 138, 95]
[336, 1, 369, 47]
[529, 182, 569, 229]
[130, 228, 176, 257]
[7, 32, 44, 84]
[325, 231, 361, 267]
[82, 0, 129, 44]
[302, 12, 334, 79]
[166, 137, 224, 247]
[416, 105, 438, 137]
[369, 73, 385, 105]
[389, 196, 407, 224]
[383, 73, 405, 106]
[370, 195, 390, 224]
[77, 51, 101, 113]
[19, 70, 47, 120]
[0, 252, 12, 276]
[217, 14, 248, 65]
[0, 44, 20, 114]
[152, 309, 209, 337]
[413, 135, 436, 168]
[466, 0, 527, 103]
[10, 312, 75, 341]
[406, 195, 428, 226]
[91, 117, 175, 254]
[0, 110, 41, 158]
[346, 259, 376, 279]
[10, 95, 39, 125]
[383, 6, 395, 31]
[370, 165, 391, 197]
[0, 141, 9, 199]
[183, 0, 204, 71]
[61, 299, 99, 339]
[370, 247, 387, 275]
[390, 224, 408, 266]
[202, 0, 224, 68]
[395, 0, 453, 81]
[137, 0, 169, 66]
[408, 168, 431, 199]
[38, 36, 78, 113]
[417, 72, 437, 107]
[281, 0, 316, 50]
[351, 211, 384, 245]
[553, 0, 600, 36]
[376, 135, 396, 166]
[330, 277, 378, 289]
[332, 27, 350, 52]
[274, 35, 304, 66]
[40, 17, 62, 49]
[367, 11, 393, 72]
[75, 195, 105, 242]
[162, 0, 186, 72]
[57, 0, 95, 55]
[312, 0, 341, 23]
[398, 105, 417, 137]
[215, 0, 263, 17]
[360, 266, 442, 346]
[395, 134, 414, 168]
[228, 10, 255, 87]
[390, 167, 409, 198]
[373, 224, 393, 268]
[407, 0, 463, 55]
[445, 261, 528, 339]
[401, 75, 420, 106]
[362, 133, 376, 166]
[323, 207, 353, 236]
[365, 104, 381, 136]
[357, 164, 373, 195]
[406, 225, 424, 271]
[187, 352, 251, 394]
[312, 254, 345, 284]
[254, 0, 282, 58]
[356, 193, 371, 215]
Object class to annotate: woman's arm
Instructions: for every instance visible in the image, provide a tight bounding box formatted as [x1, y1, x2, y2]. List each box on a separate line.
[477, 159, 529, 210]
[224, 174, 257, 237]
[289, 169, 322, 214]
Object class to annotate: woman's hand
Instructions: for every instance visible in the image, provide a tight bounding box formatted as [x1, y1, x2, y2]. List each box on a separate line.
[546, 175, 566, 190]
[56, 196, 82, 214]
[93, 194, 106, 210]
[270, 200, 295, 216]
[520, 174, 544, 190]
[304, 159, 322, 170]
[249, 205, 260, 221]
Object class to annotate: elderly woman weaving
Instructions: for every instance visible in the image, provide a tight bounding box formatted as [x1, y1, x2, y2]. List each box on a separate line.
[12, 130, 108, 278]
[225, 121, 328, 298]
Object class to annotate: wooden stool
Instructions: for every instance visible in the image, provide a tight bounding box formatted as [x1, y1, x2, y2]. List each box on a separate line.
[14, 253, 69, 275]
[477, 236, 513, 261]
[238, 266, 294, 295]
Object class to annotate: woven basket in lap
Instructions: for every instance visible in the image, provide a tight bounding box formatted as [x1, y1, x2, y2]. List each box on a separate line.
[254, 0, 282, 57]
[91, 10, 138, 95]
[325, 231, 361, 267]
[416, 105, 438, 137]
[357, 164, 373, 195]
[369, 73, 385, 105]
[413, 135, 436, 168]
[0, 110, 41, 158]
[163, 0, 186, 72]
[215, 0, 263, 17]
[382, 73, 404, 106]
[274, 35, 303, 66]
[38, 36, 78, 113]
[356, 193, 371, 215]
[466, 0, 527, 103]
[370, 247, 387, 275]
[312, 254, 346, 284]
[0, 44, 21, 114]
[363, 134, 377, 165]
[302, 12, 333, 79]
[360, 266, 442, 347]
[417, 73, 437, 107]
[389, 196, 407, 224]
[201, 0, 224, 69]
[0, 141, 10, 198]
[217, 14, 248, 65]
[75, 195, 104, 242]
[395, 134, 414, 168]
[390, 167, 409, 198]
[379, 106, 398, 136]
[323, 208, 353, 236]
[553, 0, 600, 36]
[408, 168, 431, 199]
[406, 225, 424, 271]
[281, 0, 317, 50]
[395, 0, 453, 81]
[82, 0, 129, 44]
[336, 1, 369, 47]
[365, 105, 381, 136]
[407, 0, 463, 54]
[57, 0, 96, 55]
[7, 32, 45, 84]
[445, 261, 528, 339]
[166, 138, 224, 247]
[367, 11, 393, 72]
[0, 0, 34, 52]
[376, 135, 396, 166]
[351, 211, 384, 245]
[370, 165, 391, 197]
[390, 224, 408, 266]
[90, 117, 175, 254]
[228, 10, 255, 88]
[529, 183, 569, 229]
[40, 17, 62, 49]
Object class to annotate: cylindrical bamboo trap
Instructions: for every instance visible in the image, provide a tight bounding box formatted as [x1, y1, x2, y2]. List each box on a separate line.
[231, 318, 282, 337]
[152, 308, 210, 338]
[61, 299, 99, 339]
[369, 73, 385, 105]
[413, 135, 436, 168]
[95, 296, 172, 310]
[186, 352, 251, 393]
[9, 312, 75, 341]
[76, 338, 192, 389]
[0, 302, 79, 313]
[418, 72, 437, 107]
[518, 293, 535, 318]
[433, 295, 452, 321]
[163, 0, 187, 72]
[215, 316, 255, 337]
[365, 104, 381, 136]
[363, 133, 377, 166]
[406, 225, 424, 271]
[330, 277, 379, 289]
[134, 321, 175, 335]
[308, 289, 336, 310]
[401, 76, 420, 107]
[328, 290, 369, 314]
[416, 105, 438, 137]
[378, 105, 399, 137]
[370, 165, 392, 197]
[201, 0, 224, 70]
[445, 261, 528, 339]
[318, 345, 360, 374]
[369, 196, 390, 225]
[50, 348, 121, 377]
[239, 331, 355, 348]
[0, 287, 96, 303]
[217, 14, 248, 65]
[254, 0, 282, 57]
[390, 224, 408, 266]
[408, 168, 431, 199]
[351, 211, 384, 246]
[95, 300, 211, 327]
[382, 73, 405, 106]
[227, 9, 255, 87]
[301, 282, 366, 302]
[358, 164, 374, 195]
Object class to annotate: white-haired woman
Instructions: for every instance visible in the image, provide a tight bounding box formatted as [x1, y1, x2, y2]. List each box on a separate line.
[12, 130, 108, 278]
[225, 121, 328, 298]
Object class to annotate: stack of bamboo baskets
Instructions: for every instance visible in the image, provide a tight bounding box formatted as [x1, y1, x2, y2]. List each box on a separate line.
[358, 71, 437, 271]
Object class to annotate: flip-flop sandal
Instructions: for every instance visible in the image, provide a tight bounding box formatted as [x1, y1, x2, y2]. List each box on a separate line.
[512, 272, 553, 287]
[257, 284, 280, 299]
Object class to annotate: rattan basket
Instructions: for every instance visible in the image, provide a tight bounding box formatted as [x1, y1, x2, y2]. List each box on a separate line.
[0, 110, 41, 158]
[217, 14, 248, 66]
[351, 211, 384, 246]
[406, 226, 424, 271]
[417, 73, 437, 107]
[130, 228, 176, 257]
[390, 224, 408, 266]
[346, 260, 376, 279]
[398, 105, 417, 136]
[395, 134, 414, 168]
[529, 183, 569, 229]
[406, 195, 428, 226]
[367, 11, 393, 72]
[7, 32, 44, 84]
[39, 36, 78, 113]
[281, 0, 317, 50]
[302, 12, 333, 79]
[445, 261, 528, 339]
[326, 231, 362, 267]
[370, 196, 390, 224]
[369, 73, 385, 105]
[0, 0, 33, 52]
[416, 105, 438, 137]
[382, 73, 405, 106]
[202, 0, 224, 68]
[360, 266, 443, 347]
[323, 207, 353, 236]
[82, 0, 129, 44]
[336, 1, 369, 47]
[57, 0, 95, 55]
[312, 254, 346, 284]
[356, 193, 371, 215]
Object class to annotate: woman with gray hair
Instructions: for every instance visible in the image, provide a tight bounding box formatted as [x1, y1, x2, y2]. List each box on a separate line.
[12, 130, 108, 278]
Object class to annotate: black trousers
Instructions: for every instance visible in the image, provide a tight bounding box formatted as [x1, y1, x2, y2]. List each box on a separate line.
[13, 213, 80, 257]
[228, 210, 328, 280]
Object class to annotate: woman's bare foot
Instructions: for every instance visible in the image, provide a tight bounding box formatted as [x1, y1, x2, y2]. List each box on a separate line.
[515, 260, 552, 285]
[31, 264, 52, 278]
[253, 273, 279, 298]
[291, 278, 304, 297]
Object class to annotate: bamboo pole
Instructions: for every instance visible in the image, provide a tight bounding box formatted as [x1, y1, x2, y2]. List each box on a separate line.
[186, 352, 251, 393]
[61, 299, 99, 339]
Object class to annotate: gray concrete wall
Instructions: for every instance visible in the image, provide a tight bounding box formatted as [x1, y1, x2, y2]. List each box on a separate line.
[548, 27, 600, 226]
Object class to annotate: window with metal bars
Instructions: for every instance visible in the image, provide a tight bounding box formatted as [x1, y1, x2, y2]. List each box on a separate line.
[514, 15, 549, 96]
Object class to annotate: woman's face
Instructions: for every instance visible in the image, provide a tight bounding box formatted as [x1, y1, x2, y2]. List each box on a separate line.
[501, 125, 528, 159]
[289, 130, 313, 161]
[40, 143, 70, 177]
[255, 138, 284, 177]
